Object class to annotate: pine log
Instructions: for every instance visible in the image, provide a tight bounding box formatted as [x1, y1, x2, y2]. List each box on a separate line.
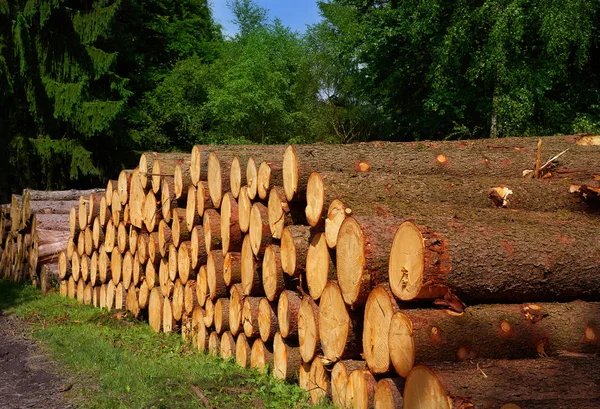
[69, 206, 79, 237]
[238, 186, 252, 233]
[196, 265, 209, 307]
[197, 314, 208, 352]
[207, 151, 230, 209]
[58, 251, 71, 280]
[185, 186, 198, 232]
[142, 191, 161, 232]
[105, 280, 116, 309]
[111, 190, 123, 225]
[138, 280, 149, 310]
[203, 209, 221, 253]
[402, 301, 600, 363]
[374, 378, 404, 409]
[34, 214, 70, 232]
[92, 218, 105, 250]
[80, 254, 90, 282]
[220, 192, 242, 254]
[309, 358, 330, 405]
[129, 169, 146, 229]
[40, 263, 59, 294]
[273, 332, 302, 382]
[235, 333, 251, 368]
[177, 241, 195, 284]
[249, 202, 271, 257]
[117, 169, 134, 205]
[280, 225, 311, 277]
[220, 331, 236, 360]
[110, 248, 122, 285]
[117, 223, 129, 254]
[160, 176, 178, 223]
[27, 200, 80, 215]
[163, 297, 177, 333]
[306, 232, 335, 300]
[214, 298, 230, 334]
[99, 196, 111, 228]
[363, 285, 400, 374]
[229, 284, 245, 336]
[171, 208, 190, 248]
[242, 297, 262, 338]
[345, 369, 377, 409]
[331, 360, 367, 408]
[278, 290, 301, 339]
[195, 181, 213, 218]
[298, 296, 320, 362]
[388, 208, 600, 303]
[258, 298, 278, 342]
[257, 160, 283, 201]
[172, 279, 185, 321]
[147, 232, 161, 264]
[151, 155, 190, 193]
[77, 279, 85, 304]
[208, 331, 220, 356]
[230, 156, 243, 199]
[71, 252, 81, 282]
[299, 361, 311, 392]
[23, 188, 105, 202]
[168, 243, 178, 282]
[139, 152, 188, 189]
[145, 260, 158, 289]
[267, 186, 303, 240]
[319, 281, 362, 363]
[160, 257, 173, 297]
[388, 312, 415, 378]
[241, 235, 262, 296]
[223, 251, 242, 287]
[191, 306, 204, 347]
[184, 280, 198, 314]
[174, 162, 192, 200]
[262, 244, 287, 302]
[190, 226, 208, 270]
[250, 338, 273, 374]
[132, 255, 142, 287]
[207, 250, 228, 300]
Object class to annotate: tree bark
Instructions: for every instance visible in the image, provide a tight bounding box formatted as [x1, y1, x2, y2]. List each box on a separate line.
[24, 188, 105, 202]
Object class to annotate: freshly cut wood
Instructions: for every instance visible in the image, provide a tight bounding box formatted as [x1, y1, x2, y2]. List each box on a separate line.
[138, 280, 150, 310]
[181, 313, 193, 343]
[214, 298, 230, 334]
[67, 276, 76, 299]
[160, 176, 177, 223]
[249, 203, 271, 256]
[414, 357, 600, 409]
[86, 192, 103, 224]
[220, 331, 236, 360]
[273, 332, 302, 381]
[82, 282, 93, 305]
[280, 225, 310, 277]
[235, 333, 251, 368]
[98, 247, 110, 283]
[299, 361, 311, 392]
[331, 360, 367, 408]
[80, 254, 90, 282]
[139, 152, 186, 189]
[172, 279, 185, 321]
[129, 168, 146, 229]
[220, 192, 242, 254]
[223, 251, 242, 286]
[257, 160, 283, 200]
[159, 258, 173, 297]
[104, 219, 116, 253]
[306, 233, 335, 300]
[196, 265, 209, 307]
[117, 169, 133, 205]
[77, 279, 85, 304]
[262, 244, 287, 302]
[69, 206, 79, 237]
[374, 378, 404, 409]
[145, 261, 158, 289]
[197, 315, 208, 352]
[171, 208, 190, 248]
[105, 181, 117, 207]
[250, 338, 273, 374]
[298, 296, 320, 362]
[208, 331, 220, 356]
[24, 188, 105, 202]
[111, 190, 123, 225]
[388, 312, 415, 378]
[229, 284, 245, 336]
[147, 232, 161, 264]
[151, 155, 190, 193]
[402, 301, 600, 362]
[267, 187, 288, 240]
[230, 156, 243, 199]
[319, 281, 362, 363]
[345, 369, 377, 409]
[207, 151, 230, 208]
[136, 233, 149, 265]
[177, 241, 195, 284]
[168, 243, 178, 281]
[403, 365, 455, 409]
[337, 216, 402, 307]
[184, 280, 198, 314]
[191, 226, 208, 270]
[163, 297, 176, 333]
[388, 210, 600, 302]
[174, 162, 192, 199]
[142, 191, 161, 232]
[278, 290, 301, 338]
[363, 285, 400, 374]
[115, 282, 126, 310]
[71, 252, 81, 282]
[258, 298, 278, 342]
[309, 358, 330, 405]
[110, 248, 122, 285]
[191, 306, 203, 346]
[238, 186, 252, 233]
[195, 181, 212, 218]
[203, 208, 221, 253]
[117, 223, 129, 254]
[131, 255, 142, 287]
[58, 251, 71, 279]
[207, 250, 227, 300]
[203, 298, 215, 328]
[185, 186, 201, 232]
[325, 199, 350, 249]
[242, 297, 262, 338]
[106, 280, 116, 309]
[99, 196, 111, 228]
[92, 218, 104, 249]
[241, 235, 262, 296]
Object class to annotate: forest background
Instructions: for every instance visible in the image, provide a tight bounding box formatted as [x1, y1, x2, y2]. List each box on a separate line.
[1, 0, 599, 202]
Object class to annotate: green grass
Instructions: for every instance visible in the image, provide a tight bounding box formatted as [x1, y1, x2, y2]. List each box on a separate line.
[0, 280, 331, 409]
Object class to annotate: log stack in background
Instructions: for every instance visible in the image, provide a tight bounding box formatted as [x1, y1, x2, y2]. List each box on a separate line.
[0, 188, 104, 293]
[17, 134, 600, 408]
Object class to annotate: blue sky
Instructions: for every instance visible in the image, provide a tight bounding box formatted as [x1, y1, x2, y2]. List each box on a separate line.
[210, 1, 322, 36]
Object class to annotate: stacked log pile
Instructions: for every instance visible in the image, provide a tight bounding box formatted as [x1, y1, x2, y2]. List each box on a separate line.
[46, 134, 600, 408]
[0, 188, 104, 293]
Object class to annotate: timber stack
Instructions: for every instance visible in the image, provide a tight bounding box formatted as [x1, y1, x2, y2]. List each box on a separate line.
[32, 134, 600, 407]
[0, 188, 104, 293]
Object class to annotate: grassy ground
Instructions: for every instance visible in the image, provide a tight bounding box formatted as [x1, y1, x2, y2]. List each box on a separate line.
[0, 280, 330, 409]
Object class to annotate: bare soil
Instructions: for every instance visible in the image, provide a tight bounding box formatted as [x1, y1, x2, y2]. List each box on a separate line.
[0, 311, 73, 409]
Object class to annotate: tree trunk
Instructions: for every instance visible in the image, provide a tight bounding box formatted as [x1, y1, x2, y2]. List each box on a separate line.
[220, 192, 242, 254]
[273, 333, 302, 382]
[241, 235, 263, 296]
[306, 232, 336, 300]
[203, 209, 221, 253]
[219, 331, 236, 360]
[235, 333, 251, 368]
[250, 338, 273, 374]
[223, 251, 242, 287]
[267, 186, 306, 240]
[298, 296, 320, 362]
[238, 186, 252, 233]
[258, 298, 278, 342]
[249, 202, 272, 257]
[280, 225, 311, 277]
[363, 285, 400, 374]
[214, 298, 230, 334]
[262, 244, 286, 302]
[208, 331, 220, 356]
[309, 358, 330, 405]
[374, 378, 404, 409]
[242, 296, 263, 338]
[229, 283, 245, 336]
[24, 188, 105, 202]
[207, 250, 227, 300]
[331, 360, 367, 408]
[278, 290, 301, 339]
[345, 369, 377, 409]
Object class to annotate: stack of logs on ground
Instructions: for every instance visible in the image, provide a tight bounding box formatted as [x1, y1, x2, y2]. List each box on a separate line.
[0, 188, 104, 292]
[53, 135, 600, 408]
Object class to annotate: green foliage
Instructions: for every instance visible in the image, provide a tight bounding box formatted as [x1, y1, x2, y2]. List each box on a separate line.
[227, 0, 268, 37]
[0, 280, 333, 409]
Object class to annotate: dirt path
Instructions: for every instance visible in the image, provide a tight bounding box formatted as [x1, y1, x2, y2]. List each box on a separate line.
[0, 311, 73, 409]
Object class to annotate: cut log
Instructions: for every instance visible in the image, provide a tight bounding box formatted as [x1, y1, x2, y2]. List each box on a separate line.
[298, 296, 320, 362]
[151, 154, 190, 193]
[257, 160, 283, 201]
[171, 208, 190, 248]
[147, 232, 161, 264]
[129, 169, 146, 229]
[220, 331, 236, 360]
[223, 251, 242, 287]
[331, 360, 367, 408]
[142, 191, 161, 232]
[242, 297, 262, 338]
[197, 314, 208, 352]
[69, 206, 79, 237]
[374, 378, 404, 409]
[138, 280, 149, 310]
[280, 225, 311, 277]
[111, 190, 123, 225]
[235, 333, 251, 368]
[168, 243, 178, 282]
[214, 298, 230, 334]
[196, 265, 208, 307]
[325, 199, 350, 249]
[58, 251, 70, 280]
[172, 279, 185, 321]
[207, 151, 230, 208]
[105, 280, 116, 309]
[299, 361, 311, 392]
[122, 252, 134, 289]
[195, 181, 212, 218]
[250, 338, 273, 374]
[110, 248, 122, 285]
[388, 209, 600, 303]
[402, 301, 600, 363]
[117, 223, 129, 254]
[174, 162, 192, 200]
[273, 332, 302, 382]
[262, 244, 287, 302]
[203, 208, 221, 254]
[27, 200, 80, 215]
[388, 312, 415, 378]
[159, 257, 173, 297]
[319, 281, 362, 363]
[345, 369, 377, 409]
[190, 226, 208, 270]
[258, 298, 278, 342]
[337, 216, 401, 308]
[220, 192, 242, 254]
[309, 358, 330, 405]
[230, 156, 243, 199]
[306, 232, 335, 300]
[185, 185, 198, 232]
[229, 283, 245, 336]
[145, 260, 158, 289]
[238, 186, 252, 233]
[267, 187, 297, 240]
[278, 290, 301, 339]
[99, 196, 111, 228]
[241, 235, 262, 296]
[207, 250, 228, 300]
[177, 241, 195, 284]
[208, 331, 220, 356]
[184, 280, 198, 314]
[161, 297, 176, 333]
[363, 285, 400, 374]
[34, 214, 71, 231]
[24, 188, 105, 202]
[160, 176, 178, 223]
[249, 202, 271, 257]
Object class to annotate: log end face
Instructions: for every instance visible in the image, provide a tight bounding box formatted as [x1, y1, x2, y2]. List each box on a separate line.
[337, 217, 367, 307]
[283, 145, 298, 202]
[230, 156, 242, 198]
[319, 281, 350, 363]
[207, 152, 222, 208]
[389, 221, 425, 301]
[280, 227, 296, 276]
[389, 311, 415, 378]
[246, 157, 258, 200]
[190, 145, 201, 186]
[325, 199, 347, 248]
[305, 172, 324, 227]
[306, 232, 330, 300]
[403, 365, 452, 409]
[220, 194, 232, 254]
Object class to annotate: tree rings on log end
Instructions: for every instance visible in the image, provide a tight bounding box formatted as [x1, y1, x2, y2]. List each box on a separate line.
[207, 152, 223, 208]
[388, 311, 415, 378]
[345, 369, 377, 409]
[319, 281, 358, 363]
[305, 172, 324, 227]
[325, 199, 348, 248]
[403, 365, 452, 409]
[389, 221, 425, 301]
[363, 285, 400, 374]
[298, 296, 319, 362]
[282, 145, 299, 202]
[374, 378, 404, 409]
[336, 217, 369, 307]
